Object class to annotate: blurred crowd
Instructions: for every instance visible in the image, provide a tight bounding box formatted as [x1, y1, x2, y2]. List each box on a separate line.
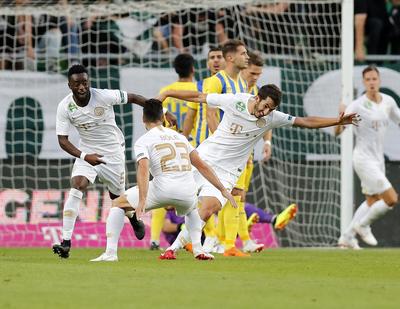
[0, 0, 399, 71]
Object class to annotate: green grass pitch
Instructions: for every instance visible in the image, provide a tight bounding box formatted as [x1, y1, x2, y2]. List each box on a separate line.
[1, 248, 400, 309]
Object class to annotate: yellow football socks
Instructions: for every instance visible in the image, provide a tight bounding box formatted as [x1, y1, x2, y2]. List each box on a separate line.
[203, 214, 216, 237]
[217, 209, 225, 245]
[150, 207, 167, 243]
[223, 196, 242, 250]
[237, 200, 250, 242]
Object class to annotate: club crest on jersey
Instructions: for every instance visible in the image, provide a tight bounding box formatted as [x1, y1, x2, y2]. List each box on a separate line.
[364, 100, 373, 109]
[256, 118, 266, 128]
[68, 102, 78, 112]
[235, 101, 246, 112]
[94, 107, 105, 116]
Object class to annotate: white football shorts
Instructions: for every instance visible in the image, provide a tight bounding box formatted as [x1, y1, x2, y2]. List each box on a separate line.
[71, 151, 126, 196]
[124, 181, 198, 216]
[353, 158, 392, 195]
[193, 164, 237, 207]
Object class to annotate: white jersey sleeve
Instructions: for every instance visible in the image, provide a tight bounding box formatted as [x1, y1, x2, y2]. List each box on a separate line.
[270, 111, 296, 128]
[134, 136, 149, 162]
[102, 89, 128, 106]
[187, 141, 195, 153]
[181, 135, 195, 153]
[389, 98, 400, 125]
[56, 102, 71, 136]
[206, 93, 235, 111]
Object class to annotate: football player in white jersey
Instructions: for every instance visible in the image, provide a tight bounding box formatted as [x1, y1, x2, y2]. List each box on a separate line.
[52, 64, 177, 259]
[157, 84, 360, 258]
[337, 66, 400, 249]
[91, 99, 237, 261]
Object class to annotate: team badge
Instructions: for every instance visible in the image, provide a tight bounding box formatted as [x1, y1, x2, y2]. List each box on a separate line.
[256, 118, 266, 128]
[94, 107, 105, 116]
[235, 101, 246, 112]
[364, 100, 372, 109]
[68, 102, 78, 112]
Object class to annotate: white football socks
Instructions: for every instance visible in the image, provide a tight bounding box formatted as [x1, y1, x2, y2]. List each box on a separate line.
[359, 199, 391, 227]
[185, 208, 204, 256]
[62, 188, 83, 240]
[168, 226, 190, 252]
[168, 210, 206, 253]
[105, 207, 125, 255]
[345, 201, 369, 236]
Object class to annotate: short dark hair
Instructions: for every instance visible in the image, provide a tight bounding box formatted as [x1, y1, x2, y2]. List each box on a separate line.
[143, 99, 164, 123]
[362, 65, 380, 77]
[258, 84, 282, 106]
[68, 64, 88, 79]
[208, 46, 222, 57]
[222, 39, 245, 58]
[247, 51, 264, 67]
[173, 53, 194, 78]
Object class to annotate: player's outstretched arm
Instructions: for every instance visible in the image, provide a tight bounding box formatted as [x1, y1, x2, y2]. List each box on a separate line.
[158, 90, 207, 104]
[57, 135, 105, 166]
[334, 102, 347, 136]
[293, 112, 360, 129]
[127, 93, 149, 107]
[189, 150, 238, 208]
[128, 95, 177, 127]
[262, 130, 273, 162]
[136, 158, 150, 219]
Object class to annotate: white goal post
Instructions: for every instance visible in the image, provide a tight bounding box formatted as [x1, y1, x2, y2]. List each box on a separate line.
[340, 0, 354, 238]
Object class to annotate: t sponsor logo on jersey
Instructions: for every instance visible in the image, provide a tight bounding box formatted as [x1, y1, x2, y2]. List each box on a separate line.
[288, 115, 293, 121]
[68, 102, 78, 112]
[94, 107, 105, 116]
[235, 101, 246, 112]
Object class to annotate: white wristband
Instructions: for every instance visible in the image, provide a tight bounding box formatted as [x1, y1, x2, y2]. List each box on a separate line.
[163, 107, 168, 114]
[80, 152, 87, 160]
[264, 140, 271, 146]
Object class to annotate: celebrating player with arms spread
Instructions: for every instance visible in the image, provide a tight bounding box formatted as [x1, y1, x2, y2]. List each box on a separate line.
[158, 84, 360, 258]
[52, 64, 176, 259]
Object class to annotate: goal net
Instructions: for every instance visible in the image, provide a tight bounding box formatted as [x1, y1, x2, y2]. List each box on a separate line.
[0, 0, 343, 247]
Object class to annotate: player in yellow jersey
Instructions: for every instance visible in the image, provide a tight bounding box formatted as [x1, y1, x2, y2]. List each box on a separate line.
[202, 40, 252, 257]
[183, 47, 225, 147]
[149, 53, 198, 250]
[182, 47, 225, 253]
[159, 53, 198, 132]
[205, 40, 249, 132]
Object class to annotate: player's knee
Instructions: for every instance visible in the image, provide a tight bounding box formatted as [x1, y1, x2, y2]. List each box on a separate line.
[111, 195, 132, 211]
[199, 205, 218, 221]
[71, 176, 89, 192]
[385, 192, 398, 207]
[199, 209, 212, 221]
[111, 196, 124, 208]
[71, 182, 88, 192]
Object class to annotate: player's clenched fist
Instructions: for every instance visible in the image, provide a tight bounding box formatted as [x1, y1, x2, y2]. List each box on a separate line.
[83, 153, 105, 166]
